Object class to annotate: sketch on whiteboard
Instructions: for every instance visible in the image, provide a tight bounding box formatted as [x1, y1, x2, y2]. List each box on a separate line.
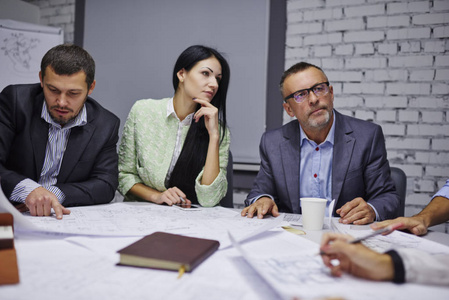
[1, 33, 40, 72]
[0, 19, 63, 90]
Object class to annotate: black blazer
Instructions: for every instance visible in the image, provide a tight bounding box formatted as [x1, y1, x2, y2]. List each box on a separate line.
[0, 83, 120, 207]
[246, 110, 400, 220]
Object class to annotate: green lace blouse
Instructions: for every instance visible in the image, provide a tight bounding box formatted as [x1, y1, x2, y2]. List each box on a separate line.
[118, 98, 230, 206]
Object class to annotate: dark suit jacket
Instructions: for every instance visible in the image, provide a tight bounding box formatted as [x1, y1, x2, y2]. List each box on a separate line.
[0, 83, 120, 207]
[246, 110, 400, 220]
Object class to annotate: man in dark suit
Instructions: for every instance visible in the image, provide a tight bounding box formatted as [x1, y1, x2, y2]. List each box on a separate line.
[0, 44, 120, 219]
[241, 62, 400, 224]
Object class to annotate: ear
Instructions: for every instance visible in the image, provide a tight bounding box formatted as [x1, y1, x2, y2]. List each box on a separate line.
[39, 71, 43, 87]
[283, 102, 295, 118]
[87, 79, 96, 95]
[177, 68, 186, 83]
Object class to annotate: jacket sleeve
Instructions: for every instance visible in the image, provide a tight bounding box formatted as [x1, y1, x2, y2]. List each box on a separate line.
[118, 104, 143, 196]
[362, 125, 401, 220]
[245, 132, 278, 206]
[0, 85, 32, 197]
[195, 127, 230, 207]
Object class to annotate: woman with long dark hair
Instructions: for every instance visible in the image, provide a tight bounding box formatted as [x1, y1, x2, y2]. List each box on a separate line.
[118, 45, 230, 206]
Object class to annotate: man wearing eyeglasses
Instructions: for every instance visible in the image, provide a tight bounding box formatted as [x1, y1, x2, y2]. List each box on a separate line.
[241, 62, 400, 224]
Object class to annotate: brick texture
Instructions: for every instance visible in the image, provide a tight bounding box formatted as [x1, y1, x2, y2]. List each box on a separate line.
[286, 0, 449, 233]
[23, 0, 75, 43]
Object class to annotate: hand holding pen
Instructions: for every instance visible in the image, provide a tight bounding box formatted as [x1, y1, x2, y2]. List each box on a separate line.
[320, 223, 403, 254]
[318, 223, 403, 281]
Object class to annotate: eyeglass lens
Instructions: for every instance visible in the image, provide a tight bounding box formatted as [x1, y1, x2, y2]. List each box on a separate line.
[294, 83, 329, 103]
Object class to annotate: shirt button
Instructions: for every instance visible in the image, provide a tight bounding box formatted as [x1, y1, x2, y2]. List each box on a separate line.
[314, 174, 317, 178]
[315, 147, 319, 151]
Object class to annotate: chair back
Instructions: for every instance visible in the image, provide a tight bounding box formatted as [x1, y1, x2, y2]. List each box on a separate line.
[390, 167, 406, 216]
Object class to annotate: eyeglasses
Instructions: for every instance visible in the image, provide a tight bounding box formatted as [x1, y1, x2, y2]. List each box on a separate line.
[284, 82, 330, 103]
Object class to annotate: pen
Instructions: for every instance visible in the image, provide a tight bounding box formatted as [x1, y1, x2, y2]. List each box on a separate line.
[348, 222, 403, 244]
[319, 222, 403, 255]
[179, 197, 186, 203]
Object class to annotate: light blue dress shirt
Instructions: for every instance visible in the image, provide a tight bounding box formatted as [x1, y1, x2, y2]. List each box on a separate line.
[299, 118, 334, 216]
[433, 179, 449, 200]
[9, 101, 87, 204]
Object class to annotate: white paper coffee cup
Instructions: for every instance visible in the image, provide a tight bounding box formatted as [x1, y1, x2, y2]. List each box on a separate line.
[300, 197, 327, 230]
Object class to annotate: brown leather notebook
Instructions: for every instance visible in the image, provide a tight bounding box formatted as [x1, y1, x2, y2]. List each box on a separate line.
[0, 213, 19, 285]
[117, 232, 220, 272]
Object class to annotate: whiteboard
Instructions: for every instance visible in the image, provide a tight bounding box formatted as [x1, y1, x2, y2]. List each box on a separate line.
[83, 0, 270, 164]
[0, 19, 63, 90]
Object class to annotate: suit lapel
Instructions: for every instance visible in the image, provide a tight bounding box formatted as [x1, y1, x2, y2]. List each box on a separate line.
[58, 123, 94, 182]
[332, 111, 355, 214]
[30, 94, 48, 179]
[280, 122, 301, 213]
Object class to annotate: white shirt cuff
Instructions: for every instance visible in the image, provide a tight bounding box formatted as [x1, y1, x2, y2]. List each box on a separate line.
[9, 179, 41, 203]
[367, 203, 380, 221]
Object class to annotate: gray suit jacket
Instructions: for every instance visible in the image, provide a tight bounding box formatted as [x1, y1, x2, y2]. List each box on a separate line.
[246, 110, 400, 220]
[0, 83, 120, 207]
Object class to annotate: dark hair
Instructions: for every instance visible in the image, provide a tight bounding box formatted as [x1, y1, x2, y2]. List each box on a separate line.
[279, 62, 327, 94]
[168, 45, 230, 204]
[41, 44, 95, 88]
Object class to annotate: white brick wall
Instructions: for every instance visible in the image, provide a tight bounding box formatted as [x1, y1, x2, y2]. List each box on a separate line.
[286, 0, 449, 233]
[23, 0, 75, 43]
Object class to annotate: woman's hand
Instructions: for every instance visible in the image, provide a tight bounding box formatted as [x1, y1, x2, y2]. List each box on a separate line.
[154, 187, 191, 206]
[193, 98, 219, 138]
[128, 184, 191, 206]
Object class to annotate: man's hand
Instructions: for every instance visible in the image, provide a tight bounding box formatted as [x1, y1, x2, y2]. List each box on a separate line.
[25, 187, 70, 219]
[240, 197, 280, 219]
[336, 197, 375, 225]
[320, 232, 394, 281]
[371, 216, 427, 236]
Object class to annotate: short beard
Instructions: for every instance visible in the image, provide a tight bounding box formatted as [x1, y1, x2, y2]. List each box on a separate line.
[48, 93, 87, 126]
[308, 109, 331, 128]
[49, 105, 76, 126]
[50, 114, 77, 126]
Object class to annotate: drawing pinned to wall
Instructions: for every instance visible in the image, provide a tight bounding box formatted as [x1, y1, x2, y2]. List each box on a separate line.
[2, 33, 40, 72]
[0, 19, 63, 90]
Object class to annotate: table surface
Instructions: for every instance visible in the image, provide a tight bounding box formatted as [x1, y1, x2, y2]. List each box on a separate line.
[2, 203, 449, 300]
[302, 219, 449, 246]
[233, 208, 449, 246]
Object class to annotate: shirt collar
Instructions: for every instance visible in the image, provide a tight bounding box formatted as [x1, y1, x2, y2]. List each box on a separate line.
[299, 109, 335, 146]
[41, 101, 87, 129]
[166, 97, 193, 125]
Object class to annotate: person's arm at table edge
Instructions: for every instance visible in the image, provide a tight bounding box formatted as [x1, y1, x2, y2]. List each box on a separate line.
[372, 196, 449, 235]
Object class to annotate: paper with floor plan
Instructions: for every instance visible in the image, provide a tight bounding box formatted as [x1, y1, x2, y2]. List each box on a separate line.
[0, 187, 283, 248]
[229, 230, 449, 300]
